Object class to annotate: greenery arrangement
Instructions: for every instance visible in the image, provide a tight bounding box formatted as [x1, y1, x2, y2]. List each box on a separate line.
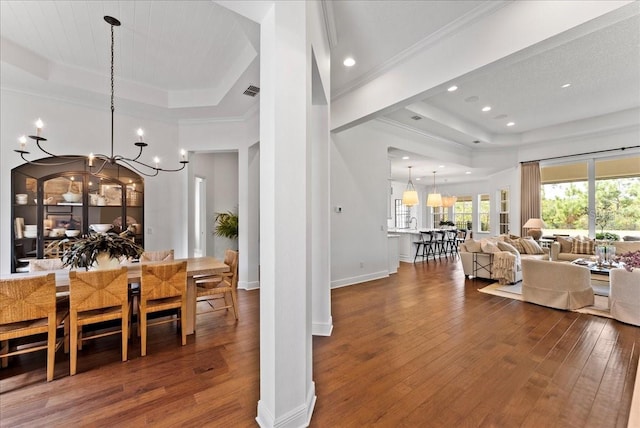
[60, 232, 144, 269]
[439, 220, 455, 227]
[595, 232, 620, 241]
[214, 211, 238, 240]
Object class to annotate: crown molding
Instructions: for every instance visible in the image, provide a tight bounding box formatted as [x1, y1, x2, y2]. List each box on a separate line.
[321, 0, 338, 49]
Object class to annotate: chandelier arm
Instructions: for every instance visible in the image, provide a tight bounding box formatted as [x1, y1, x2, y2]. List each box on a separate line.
[117, 159, 160, 177]
[34, 140, 78, 160]
[89, 158, 111, 176]
[15, 152, 86, 167]
[126, 158, 188, 173]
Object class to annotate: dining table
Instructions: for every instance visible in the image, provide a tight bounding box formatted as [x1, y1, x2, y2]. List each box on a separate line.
[1, 256, 229, 335]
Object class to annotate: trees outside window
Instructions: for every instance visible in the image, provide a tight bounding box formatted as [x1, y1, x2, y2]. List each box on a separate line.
[541, 156, 640, 239]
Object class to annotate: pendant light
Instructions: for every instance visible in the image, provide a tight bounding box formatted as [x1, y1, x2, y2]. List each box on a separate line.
[441, 195, 458, 208]
[402, 166, 419, 206]
[426, 171, 442, 207]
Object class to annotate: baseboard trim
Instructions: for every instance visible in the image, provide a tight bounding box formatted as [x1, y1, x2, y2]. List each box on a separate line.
[239, 280, 260, 290]
[330, 270, 389, 289]
[312, 317, 333, 336]
[256, 382, 316, 428]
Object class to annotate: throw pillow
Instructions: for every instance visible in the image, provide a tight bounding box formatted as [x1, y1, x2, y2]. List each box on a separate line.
[480, 239, 500, 253]
[508, 238, 526, 253]
[572, 238, 595, 255]
[519, 238, 545, 254]
[557, 236, 574, 253]
[464, 239, 482, 253]
[497, 241, 520, 256]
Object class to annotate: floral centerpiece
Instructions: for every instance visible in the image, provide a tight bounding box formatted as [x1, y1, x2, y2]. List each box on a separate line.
[60, 232, 144, 269]
[615, 250, 640, 272]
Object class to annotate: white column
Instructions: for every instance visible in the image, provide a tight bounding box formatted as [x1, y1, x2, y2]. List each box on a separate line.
[311, 101, 332, 336]
[256, 2, 315, 427]
[238, 142, 261, 290]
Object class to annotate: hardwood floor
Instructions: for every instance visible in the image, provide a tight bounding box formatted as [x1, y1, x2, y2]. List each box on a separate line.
[1, 258, 638, 427]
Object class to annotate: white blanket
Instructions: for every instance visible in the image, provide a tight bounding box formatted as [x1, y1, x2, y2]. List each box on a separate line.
[493, 251, 517, 285]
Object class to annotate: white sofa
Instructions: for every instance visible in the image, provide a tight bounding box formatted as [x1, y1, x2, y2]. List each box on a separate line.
[551, 239, 640, 262]
[459, 238, 548, 283]
[521, 259, 594, 310]
[610, 268, 640, 326]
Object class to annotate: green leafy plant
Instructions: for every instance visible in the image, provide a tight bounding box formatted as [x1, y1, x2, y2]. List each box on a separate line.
[595, 232, 620, 241]
[59, 233, 144, 269]
[214, 211, 238, 240]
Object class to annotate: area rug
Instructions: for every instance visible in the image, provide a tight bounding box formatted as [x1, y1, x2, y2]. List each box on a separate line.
[478, 282, 612, 319]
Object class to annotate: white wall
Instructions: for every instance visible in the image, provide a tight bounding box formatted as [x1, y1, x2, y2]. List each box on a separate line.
[330, 126, 392, 288]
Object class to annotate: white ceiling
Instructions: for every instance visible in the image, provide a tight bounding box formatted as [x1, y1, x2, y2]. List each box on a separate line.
[1, 1, 638, 183]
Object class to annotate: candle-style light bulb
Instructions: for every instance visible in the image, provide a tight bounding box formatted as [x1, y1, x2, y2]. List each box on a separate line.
[88, 153, 95, 167]
[180, 149, 186, 161]
[19, 135, 27, 150]
[35, 118, 43, 137]
[153, 156, 160, 168]
[137, 128, 144, 142]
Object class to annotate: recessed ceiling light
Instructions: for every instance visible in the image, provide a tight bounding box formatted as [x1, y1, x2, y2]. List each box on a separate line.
[447, 85, 458, 92]
[439, 165, 445, 168]
[465, 171, 471, 175]
[506, 122, 515, 127]
[561, 83, 571, 88]
[482, 106, 492, 112]
[415, 177, 421, 181]
[402, 156, 409, 160]
[464, 96, 479, 103]
[343, 57, 356, 67]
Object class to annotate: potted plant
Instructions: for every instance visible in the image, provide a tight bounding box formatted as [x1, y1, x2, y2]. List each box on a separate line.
[60, 232, 144, 270]
[214, 210, 238, 240]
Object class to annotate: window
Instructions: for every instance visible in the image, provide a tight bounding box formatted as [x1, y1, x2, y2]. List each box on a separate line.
[432, 206, 445, 227]
[454, 196, 472, 230]
[394, 199, 409, 229]
[478, 194, 490, 232]
[541, 156, 640, 239]
[499, 188, 509, 234]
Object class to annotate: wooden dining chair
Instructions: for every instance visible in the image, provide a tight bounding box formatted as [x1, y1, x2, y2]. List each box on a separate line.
[196, 250, 239, 320]
[68, 267, 130, 376]
[140, 249, 174, 262]
[0, 273, 69, 381]
[138, 261, 187, 356]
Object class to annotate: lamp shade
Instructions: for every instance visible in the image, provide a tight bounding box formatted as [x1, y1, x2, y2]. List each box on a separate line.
[523, 218, 546, 229]
[402, 190, 419, 206]
[441, 195, 457, 208]
[426, 193, 442, 207]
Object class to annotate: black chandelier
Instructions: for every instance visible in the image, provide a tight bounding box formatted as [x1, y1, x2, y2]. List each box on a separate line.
[15, 15, 188, 177]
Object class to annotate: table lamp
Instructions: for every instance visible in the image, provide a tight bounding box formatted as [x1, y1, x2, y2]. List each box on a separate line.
[523, 218, 546, 240]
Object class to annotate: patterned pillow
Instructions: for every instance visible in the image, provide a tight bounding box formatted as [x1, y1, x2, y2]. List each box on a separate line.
[557, 236, 574, 253]
[519, 238, 545, 255]
[507, 238, 526, 253]
[572, 238, 595, 254]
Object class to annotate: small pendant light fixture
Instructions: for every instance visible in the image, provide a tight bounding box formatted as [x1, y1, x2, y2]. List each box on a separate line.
[402, 166, 419, 206]
[426, 171, 442, 207]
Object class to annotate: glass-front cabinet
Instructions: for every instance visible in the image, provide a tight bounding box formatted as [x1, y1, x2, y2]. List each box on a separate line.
[11, 156, 144, 272]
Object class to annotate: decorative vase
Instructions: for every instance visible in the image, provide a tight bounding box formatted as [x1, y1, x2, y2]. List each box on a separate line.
[92, 252, 122, 270]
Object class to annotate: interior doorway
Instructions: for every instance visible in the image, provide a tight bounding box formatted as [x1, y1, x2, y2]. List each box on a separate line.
[194, 176, 206, 257]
